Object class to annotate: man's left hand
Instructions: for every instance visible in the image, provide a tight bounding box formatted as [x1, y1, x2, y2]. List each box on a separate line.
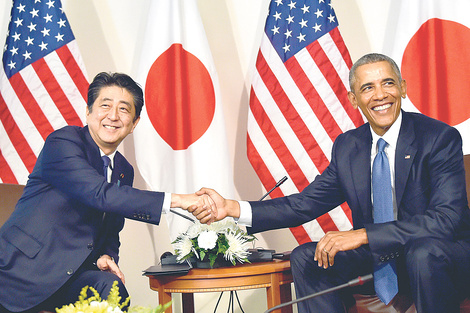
[314, 228, 368, 269]
[96, 254, 125, 284]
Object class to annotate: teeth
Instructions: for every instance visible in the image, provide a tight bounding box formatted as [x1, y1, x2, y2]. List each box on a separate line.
[104, 125, 117, 129]
[373, 104, 391, 111]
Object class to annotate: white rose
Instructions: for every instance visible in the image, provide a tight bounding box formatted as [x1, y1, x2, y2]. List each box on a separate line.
[197, 230, 218, 250]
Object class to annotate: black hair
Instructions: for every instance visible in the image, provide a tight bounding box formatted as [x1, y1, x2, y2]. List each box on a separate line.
[87, 72, 144, 121]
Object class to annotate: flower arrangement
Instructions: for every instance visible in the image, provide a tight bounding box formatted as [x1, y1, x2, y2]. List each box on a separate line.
[56, 281, 171, 313]
[172, 219, 256, 268]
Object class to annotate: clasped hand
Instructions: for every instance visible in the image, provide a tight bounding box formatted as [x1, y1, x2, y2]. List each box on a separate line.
[174, 187, 238, 224]
[174, 189, 369, 270]
[171, 192, 218, 224]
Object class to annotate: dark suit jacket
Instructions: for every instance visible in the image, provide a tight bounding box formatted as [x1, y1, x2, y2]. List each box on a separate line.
[0, 126, 165, 312]
[249, 111, 470, 268]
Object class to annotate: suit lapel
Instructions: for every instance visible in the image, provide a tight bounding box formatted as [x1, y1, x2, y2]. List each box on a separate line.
[80, 126, 104, 175]
[350, 127, 374, 223]
[395, 112, 417, 209]
[112, 152, 132, 186]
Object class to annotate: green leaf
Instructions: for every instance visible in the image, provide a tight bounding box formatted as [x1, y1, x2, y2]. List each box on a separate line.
[217, 234, 229, 254]
[209, 253, 218, 268]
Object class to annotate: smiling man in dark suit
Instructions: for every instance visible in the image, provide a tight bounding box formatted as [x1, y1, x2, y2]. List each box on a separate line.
[195, 53, 470, 313]
[0, 72, 214, 313]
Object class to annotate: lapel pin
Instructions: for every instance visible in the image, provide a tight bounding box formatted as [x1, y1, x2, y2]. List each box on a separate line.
[405, 155, 411, 159]
[120, 173, 124, 178]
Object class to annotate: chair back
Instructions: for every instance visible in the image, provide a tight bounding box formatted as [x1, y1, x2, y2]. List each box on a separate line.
[464, 154, 470, 207]
[0, 183, 24, 227]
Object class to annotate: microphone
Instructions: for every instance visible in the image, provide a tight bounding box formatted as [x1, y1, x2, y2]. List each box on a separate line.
[169, 208, 196, 223]
[171, 175, 288, 221]
[264, 273, 373, 313]
[259, 176, 288, 201]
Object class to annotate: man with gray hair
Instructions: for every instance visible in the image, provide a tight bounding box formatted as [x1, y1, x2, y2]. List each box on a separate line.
[196, 53, 470, 313]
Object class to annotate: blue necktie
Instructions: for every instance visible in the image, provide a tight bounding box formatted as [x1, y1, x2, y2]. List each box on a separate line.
[102, 155, 110, 181]
[372, 138, 398, 304]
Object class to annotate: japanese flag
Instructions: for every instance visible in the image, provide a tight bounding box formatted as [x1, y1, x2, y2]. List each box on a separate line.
[133, 0, 234, 240]
[382, 0, 470, 153]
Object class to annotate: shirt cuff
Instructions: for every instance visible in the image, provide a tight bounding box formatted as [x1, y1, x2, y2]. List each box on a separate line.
[162, 192, 171, 214]
[236, 200, 252, 227]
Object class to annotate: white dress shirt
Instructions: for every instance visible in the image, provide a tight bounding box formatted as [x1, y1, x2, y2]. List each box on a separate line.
[236, 112, 403, 226]
[100, 149, 170, 214]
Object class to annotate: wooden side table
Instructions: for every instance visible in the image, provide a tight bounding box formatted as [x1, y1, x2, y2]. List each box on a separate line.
[145, 259, 293, 313]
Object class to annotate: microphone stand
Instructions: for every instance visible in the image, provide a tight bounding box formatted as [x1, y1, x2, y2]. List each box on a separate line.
[215, 175, 289, 313]
[169, 208, 196, 223]
[264, 274, 373, 313]
[259, 176, 288, 201]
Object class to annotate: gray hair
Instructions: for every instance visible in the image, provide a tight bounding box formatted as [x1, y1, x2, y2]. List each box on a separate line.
[349, 53, 402, 93]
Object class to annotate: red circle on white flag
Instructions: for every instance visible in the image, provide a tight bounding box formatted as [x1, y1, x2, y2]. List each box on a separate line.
[401, 18, 470, 126]
[145, 43, 215, 150]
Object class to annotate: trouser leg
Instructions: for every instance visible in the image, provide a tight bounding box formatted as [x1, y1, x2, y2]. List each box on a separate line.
[59, 270, 129, 307]
[405, 237, 470, 313]
[290, 242, 374, 313]
[0, 269, 128, 313]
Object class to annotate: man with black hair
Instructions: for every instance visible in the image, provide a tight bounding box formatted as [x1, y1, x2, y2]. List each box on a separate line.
[0, 72, 213, 312]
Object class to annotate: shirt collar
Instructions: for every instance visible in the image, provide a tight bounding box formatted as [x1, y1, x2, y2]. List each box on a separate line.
[370, 111, 402, 152]
[100, 150, 117, 169]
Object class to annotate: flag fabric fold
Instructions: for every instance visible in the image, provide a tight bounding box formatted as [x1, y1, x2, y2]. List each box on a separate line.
[248, 0, 364, 243]
[133, 0, 235, 241]
[0, 0, 88, 184]
[382, 0, 470, 154]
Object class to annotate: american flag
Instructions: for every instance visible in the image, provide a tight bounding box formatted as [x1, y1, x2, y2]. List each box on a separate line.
[247, 0, 365, 244]
[0, 0, 88, 184]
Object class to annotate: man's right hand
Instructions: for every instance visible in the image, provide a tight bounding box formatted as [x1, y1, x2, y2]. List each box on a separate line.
[193, 188, 240, 223]
[170, 193, 216, 224]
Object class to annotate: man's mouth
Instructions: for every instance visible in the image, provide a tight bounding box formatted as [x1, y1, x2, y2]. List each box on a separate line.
[104, 125, 118, 130]
[372, 103, 392, 111]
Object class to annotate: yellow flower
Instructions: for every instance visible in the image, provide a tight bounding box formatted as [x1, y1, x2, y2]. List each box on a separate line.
[56, 281, 171, 313]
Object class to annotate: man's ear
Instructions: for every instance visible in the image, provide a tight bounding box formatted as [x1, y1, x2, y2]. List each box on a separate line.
[348, 91, 358, 109]
[401, 79, 407, 99]
[130, 116, 140, 133]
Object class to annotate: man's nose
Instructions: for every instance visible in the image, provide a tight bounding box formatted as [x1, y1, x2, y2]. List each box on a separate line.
[107, 107, 119, 120]
[373, 86, 386, 100]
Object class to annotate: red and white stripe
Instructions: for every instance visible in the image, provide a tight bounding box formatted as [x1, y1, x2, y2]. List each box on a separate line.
[0, 41, 88, 184]
[248, 28, 364, 243]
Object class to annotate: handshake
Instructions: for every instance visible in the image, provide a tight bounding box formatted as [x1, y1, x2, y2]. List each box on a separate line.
[170, 188, 238, 224]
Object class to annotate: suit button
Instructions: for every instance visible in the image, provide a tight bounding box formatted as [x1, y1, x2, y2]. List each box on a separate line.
[87, 243, 94, 250]
[67, 269, 74, 275]
[380, 256, 385, 262]
[146, 214, 150, 220]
